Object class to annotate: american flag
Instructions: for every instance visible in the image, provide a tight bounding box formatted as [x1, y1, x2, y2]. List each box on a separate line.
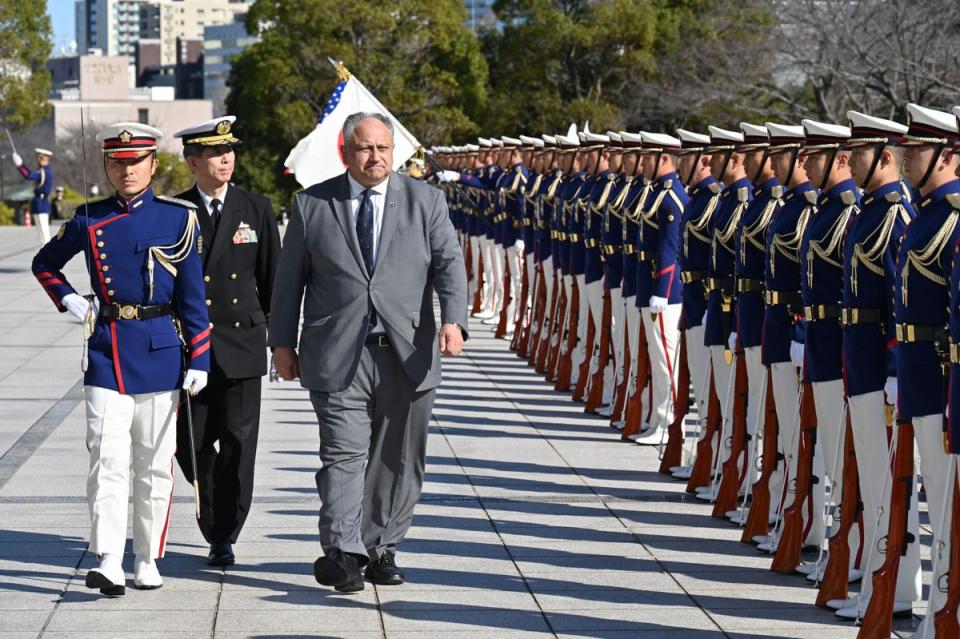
[319, 81, 347, 124]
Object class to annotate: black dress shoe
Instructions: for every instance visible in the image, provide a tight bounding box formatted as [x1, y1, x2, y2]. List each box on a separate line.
[364, 550, 405, 585]
[207, 541, 235, 567]
[313, 550, 364, 592]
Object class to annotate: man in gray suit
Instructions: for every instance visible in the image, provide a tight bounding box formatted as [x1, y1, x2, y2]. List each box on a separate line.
[269, 113, 468, 593]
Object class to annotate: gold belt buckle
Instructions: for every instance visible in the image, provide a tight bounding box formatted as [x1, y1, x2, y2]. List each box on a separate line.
[951, 342, 960, 364]
[803, 306, 814, 321]
[119, 304, 140, 320]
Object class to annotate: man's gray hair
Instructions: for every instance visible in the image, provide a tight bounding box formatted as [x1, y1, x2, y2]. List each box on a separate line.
[342, 112, 394, 146]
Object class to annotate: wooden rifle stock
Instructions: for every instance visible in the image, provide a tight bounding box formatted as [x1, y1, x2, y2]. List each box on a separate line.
[586, 291, 613, 413]
[555, 279, 580, 390]
[933, 472, 960, 638]
[510, 261, 528, 351]
[545, 282, 568, 378]
[771, 381, 817, 573]
[610, 334, 631, 424]
[687, 371, 721, 493]
[471, 251, 484, 315]
[659, 331, 690, 474]
[517, 266, 538, 356]
[816, 411, 860, 606]
[858, 419, 915, 639]
[495, 258, 512, 338]
[742, 370, 780, 542]
[622, 320, 651, 440]
[572, 312, 595, 401]
[712, 350, 750, 518]
[534, 271, 559, 371]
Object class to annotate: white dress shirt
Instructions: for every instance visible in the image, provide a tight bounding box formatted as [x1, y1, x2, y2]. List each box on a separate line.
[346, 172, 388, 265]
[198, 182, 229, 218]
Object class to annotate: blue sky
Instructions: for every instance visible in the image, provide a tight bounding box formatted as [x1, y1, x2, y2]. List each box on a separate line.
[48, 0, 77, 54]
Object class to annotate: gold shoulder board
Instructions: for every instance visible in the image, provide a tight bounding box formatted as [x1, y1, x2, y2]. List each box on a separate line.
[804, 191, 818, 204]
[885, 191, 902, 203]
[737, 187, 749, 203]
[840, 190, 856, 206]
[946, 193, 960, 209]
[708, 182, 721, 194]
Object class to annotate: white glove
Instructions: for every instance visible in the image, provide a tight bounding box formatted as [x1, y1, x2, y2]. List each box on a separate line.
[884, 377, 898, 406]
[648, 295, 668, 314]
[437, 170, 460, 182]
[728, 331, 738, 352]
[790, 341, 804, 368]
[182, 369, 208, 395]
[513, 239, 525, 252]
[11, 152, 22, 167]
[62, 293, 89, 321]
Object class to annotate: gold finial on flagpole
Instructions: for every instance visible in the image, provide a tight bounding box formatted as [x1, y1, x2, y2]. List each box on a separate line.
[329, 57, 352, 82]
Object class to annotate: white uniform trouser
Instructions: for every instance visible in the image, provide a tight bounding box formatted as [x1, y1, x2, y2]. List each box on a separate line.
[490, 243, 506, 314]
[849, 391, 921, 604]
[585, 280, 605, 388]
[539, 257, 554, 341]
[558, 274, 574, 357]
[468, 236, 482, 306]
[480, 238, 498, 313]
[811, 379, 851, 555]
[709, 345, 734, 465]
[505, 245, 523, 326]
[642, 303, 681, 433]
[571, 274, 589, 383]
[624, 299, 648, 425]
[915, 413, 953, 617]
[85, 386, 178, 559]
[603, 286, 625, 406]
[769, 361, 799, 520]
[524, 253, 536, 330]
[685, 325, 712, 447]
[36, 213, 51, 245]
[740, 346, 765, 490]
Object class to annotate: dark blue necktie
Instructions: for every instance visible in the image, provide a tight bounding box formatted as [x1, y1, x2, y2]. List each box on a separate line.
[357, 189, 378, 331]
[357, 189, 375, 274]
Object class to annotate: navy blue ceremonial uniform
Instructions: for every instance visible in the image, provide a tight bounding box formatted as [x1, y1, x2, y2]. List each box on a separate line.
[800, 179, 859, 383]
[565, 172, 591, 277]
[705, 177, 752, 347]
[763, 182, 814, 365]
[32, 187, 211, 394]
[842, 181, 914, 396]
[679, 176, 720, 329]
[896, 180, 960, 419]
[636, 173, 687, 307]
[602, 175, 634, 290]
[18, 163, 54, 214]
[538, 169, 562, 264]
[584, 170, 615, 285]
[735, 178, 782, 347]
[620, 179, 649, 300]
[522, 170, 542, 254]
[947, 234, 960, 453]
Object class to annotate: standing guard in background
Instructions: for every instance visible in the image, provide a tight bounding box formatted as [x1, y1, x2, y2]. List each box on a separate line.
[172, 116, 281, 567]
[632, 133, 688, 446]
[13, 147, 55, 245]
[32, 122, 210, 595]
[728, 123, 782, 508]
[672, 129, 719, 477]
[758, 123, 814, 546]
[698, 126, 752, 502]
[870, 104, 960, 639]
[533, 135, 564, 369]
[495, 136, 528, 339]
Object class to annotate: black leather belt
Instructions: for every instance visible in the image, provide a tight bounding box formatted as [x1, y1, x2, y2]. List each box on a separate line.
[765, 290, 801, 308]
[365, 333, 391, 347]
[681, 270, 707, 284]
[705, 277, 734, 294]
[841, 307, 884, 326]
[803, 304, 841, 321]
[100, 303, 172, 321]
[896, 323, 947, 344]
[736, 278, 763, 293]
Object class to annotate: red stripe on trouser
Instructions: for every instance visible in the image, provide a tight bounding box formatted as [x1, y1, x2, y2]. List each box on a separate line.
[657, 313, 677, 406]
[156, 461, 175, 559]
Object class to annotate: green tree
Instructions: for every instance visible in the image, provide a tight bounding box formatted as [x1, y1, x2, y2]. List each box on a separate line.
[0, 0, 52, 130]
[227, 0, 489, 203]
[153, 152, 195, 196]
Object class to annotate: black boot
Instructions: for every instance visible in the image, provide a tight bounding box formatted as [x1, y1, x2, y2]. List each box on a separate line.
[313, 549, 364, 592]
[364, 549, 405, 585]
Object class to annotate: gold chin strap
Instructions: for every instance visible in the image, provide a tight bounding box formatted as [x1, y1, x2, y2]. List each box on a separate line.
[147, 207, 200, 300]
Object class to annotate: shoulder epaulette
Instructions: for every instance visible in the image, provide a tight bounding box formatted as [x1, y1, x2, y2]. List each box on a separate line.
[771, 185, 784, 198]
[885, 191, 902, 203]
[707, 182, 721, 195]
[155, 195, 198, 209]
[947, 193, 960, 210]
[736, 187, 749, 203]
[804, 191, 818, 204]
[840, 190, 856, 206]
[663, 179, 673, 189]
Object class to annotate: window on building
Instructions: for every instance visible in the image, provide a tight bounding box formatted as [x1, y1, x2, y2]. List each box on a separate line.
[138, 109, 149, 124]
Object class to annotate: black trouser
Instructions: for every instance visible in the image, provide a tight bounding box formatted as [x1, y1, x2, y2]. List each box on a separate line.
[177, 373, 261, 544]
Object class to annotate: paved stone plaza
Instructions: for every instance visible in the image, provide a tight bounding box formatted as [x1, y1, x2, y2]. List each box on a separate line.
[0, 225, 930, 638]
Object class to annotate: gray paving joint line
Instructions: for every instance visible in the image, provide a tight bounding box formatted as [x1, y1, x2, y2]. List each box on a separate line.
[461, 346, 734, 638]
[0, 378, 84, 491]
[37, 545, 89, 639]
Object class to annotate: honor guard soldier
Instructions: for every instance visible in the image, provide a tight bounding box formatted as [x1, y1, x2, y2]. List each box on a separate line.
[672, 129, 719, 477]
[633, 132, 688, 445]
[13, 147, 55, 245]
[878, 104, 960, 638]
[172, 116, 281, 566]
[532, 135, 564, 364]
[760, 123, 815, 545]
[796, 119, 861, 581]
[598, 131, 632, 418]
[496, 136, 528, 338]
[32, 122, 210, 594]
[565, 127, 594, 387]
[518, 134, 545, 348]
[698, 125, 752, 502]
[728, 123, 782, 506]
[832, 112, 919, 621]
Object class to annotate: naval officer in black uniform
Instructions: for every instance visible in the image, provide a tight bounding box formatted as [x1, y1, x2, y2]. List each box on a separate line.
[173, 116, 281, 566]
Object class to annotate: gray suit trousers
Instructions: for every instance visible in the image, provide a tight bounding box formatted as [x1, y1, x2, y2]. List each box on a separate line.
[309, 342, 436, 561]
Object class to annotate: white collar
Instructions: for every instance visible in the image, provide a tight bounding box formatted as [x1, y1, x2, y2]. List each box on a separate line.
[197, 182, 229, 211]
[347, 172, 390, 199]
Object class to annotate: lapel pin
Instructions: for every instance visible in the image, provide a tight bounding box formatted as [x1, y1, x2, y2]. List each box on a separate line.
[389, 202, 397, 208]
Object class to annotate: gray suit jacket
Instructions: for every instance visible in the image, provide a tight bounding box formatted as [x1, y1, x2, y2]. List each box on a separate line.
[268, 172, 468, 393]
